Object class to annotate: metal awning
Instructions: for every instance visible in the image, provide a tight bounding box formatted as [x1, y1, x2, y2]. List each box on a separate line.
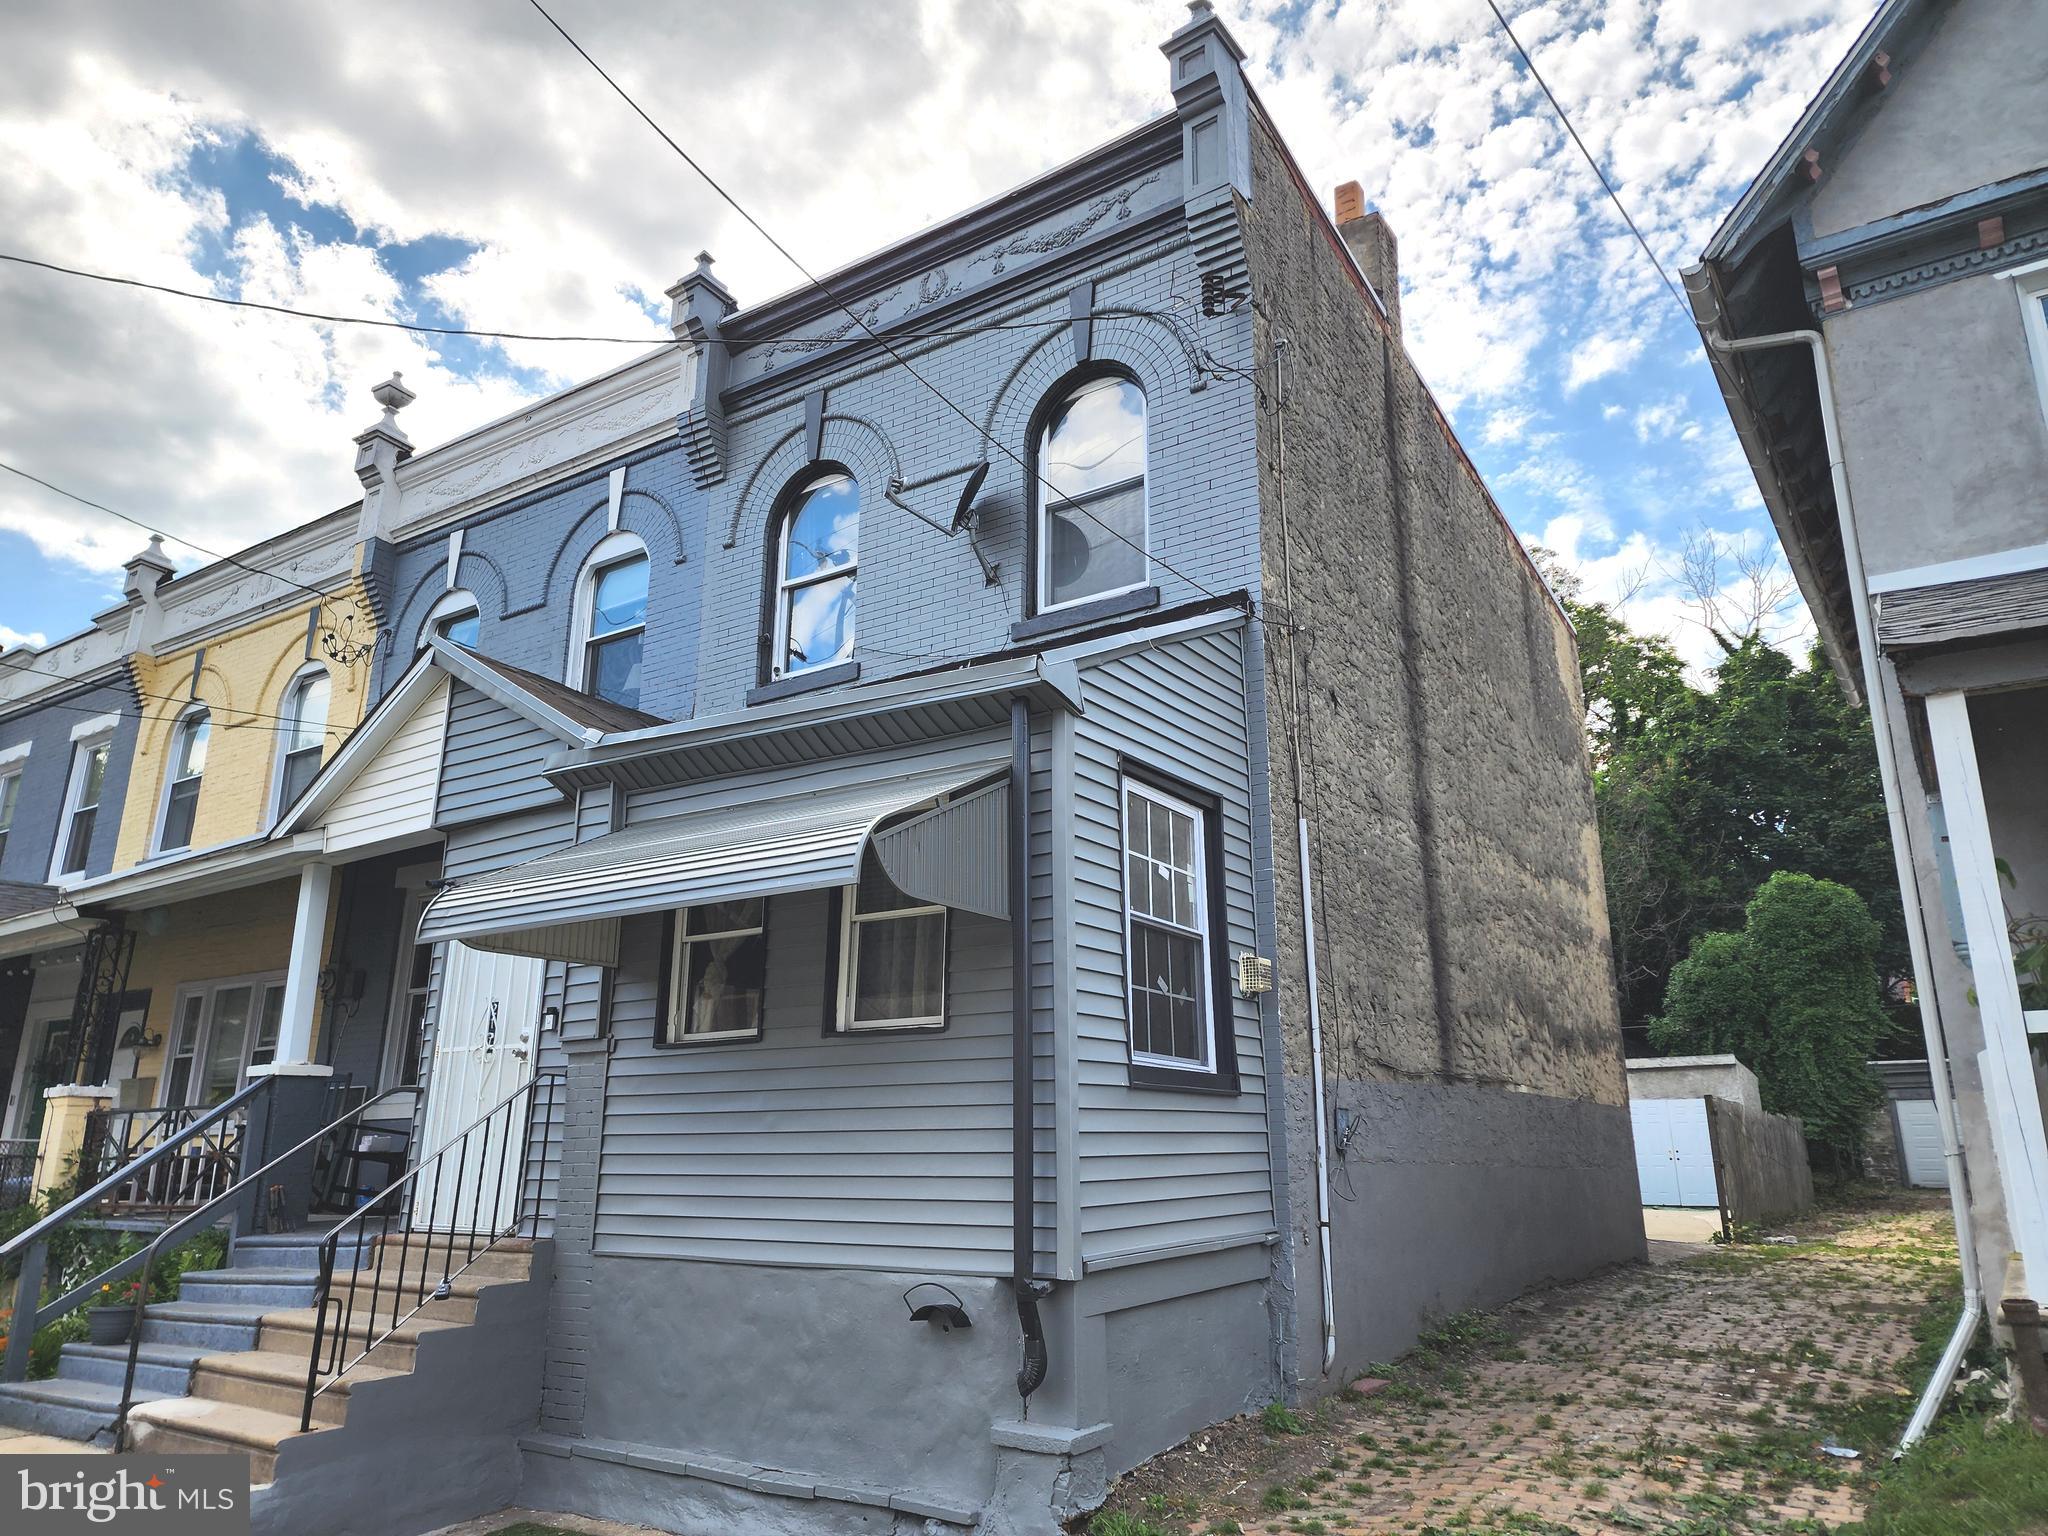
[418, 761, 1004, 964]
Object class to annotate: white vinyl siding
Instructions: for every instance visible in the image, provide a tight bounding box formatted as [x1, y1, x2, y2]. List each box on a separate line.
[324, 677, 450, 853]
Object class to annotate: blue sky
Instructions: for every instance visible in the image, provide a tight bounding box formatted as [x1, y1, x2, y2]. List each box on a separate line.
[0, 0, 1874, 668]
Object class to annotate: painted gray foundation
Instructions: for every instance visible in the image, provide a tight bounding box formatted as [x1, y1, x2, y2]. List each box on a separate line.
[1290, 1078, 1645, 1380]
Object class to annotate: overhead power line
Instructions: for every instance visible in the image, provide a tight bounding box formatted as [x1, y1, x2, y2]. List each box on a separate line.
[521, 0, 1236, 611]
[1480, 0, 1690, 319]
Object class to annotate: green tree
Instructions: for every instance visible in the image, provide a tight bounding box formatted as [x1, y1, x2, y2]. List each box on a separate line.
[1649, 872, 1888, 1166]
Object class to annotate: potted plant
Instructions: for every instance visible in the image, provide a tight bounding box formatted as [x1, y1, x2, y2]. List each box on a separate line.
[87, 1280, 141, 1346]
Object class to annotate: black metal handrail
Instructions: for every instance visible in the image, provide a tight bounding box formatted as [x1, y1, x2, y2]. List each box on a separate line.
[0, 1078, 274, 1384]
[300, 1070, 563, 1431]
[109, 1084, 423, 1435]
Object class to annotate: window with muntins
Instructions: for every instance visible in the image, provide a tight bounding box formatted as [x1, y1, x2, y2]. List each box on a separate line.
[1121, 779, 1214, 1071]
[278, 670, 330, 811]
[664, 899, 768, 1044]
[583, 554, 648, 709]
[772, 472, 858, 681]
[161, 976, 287, 1106]
[157, 709, 209, 852]
[54, 739, 109, 879]
[1036, 375, 1148, 612]
[838, 846, 946, 1031]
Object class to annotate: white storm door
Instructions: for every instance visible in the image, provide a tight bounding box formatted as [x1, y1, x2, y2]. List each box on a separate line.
[416, 942, 546, 1233]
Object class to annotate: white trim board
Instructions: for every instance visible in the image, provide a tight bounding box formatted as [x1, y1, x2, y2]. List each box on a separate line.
[68, 713, 118, 742]
[1868, 542, 2048, 597]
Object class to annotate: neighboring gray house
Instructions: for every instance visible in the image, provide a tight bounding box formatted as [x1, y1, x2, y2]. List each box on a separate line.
[1687, 0, 2048, 1441]
[3, 9, 1638, 1532]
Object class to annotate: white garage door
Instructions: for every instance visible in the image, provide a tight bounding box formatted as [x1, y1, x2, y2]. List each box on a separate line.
[1631, 1097, 1720, 1208]
[1895, 1099, 1949, 1189]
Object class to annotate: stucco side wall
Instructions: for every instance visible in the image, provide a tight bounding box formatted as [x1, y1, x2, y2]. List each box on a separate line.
[114, 577, 376, 869]
[1806, 0, 2048, 239]
[1826, 275, 2048, 581]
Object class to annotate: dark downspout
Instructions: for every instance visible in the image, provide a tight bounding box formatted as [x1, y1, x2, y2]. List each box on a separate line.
[1010, 698, 1049, 1401]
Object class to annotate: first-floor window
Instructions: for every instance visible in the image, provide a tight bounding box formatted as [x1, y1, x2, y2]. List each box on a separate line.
[1121, 778, 1214, 1071]
[160, 976, 288, 1106]
[665, 899, 768, 1043]
[838, 848, 946, 1031]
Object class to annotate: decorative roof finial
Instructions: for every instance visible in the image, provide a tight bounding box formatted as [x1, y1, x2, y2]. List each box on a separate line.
[370, 371, 416, 434]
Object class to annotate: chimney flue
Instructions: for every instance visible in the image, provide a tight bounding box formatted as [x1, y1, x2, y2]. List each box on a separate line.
[1333, 182, 1400, 336]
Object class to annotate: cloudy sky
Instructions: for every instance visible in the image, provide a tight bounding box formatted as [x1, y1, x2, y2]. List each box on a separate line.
[0, 0, 1872, 666]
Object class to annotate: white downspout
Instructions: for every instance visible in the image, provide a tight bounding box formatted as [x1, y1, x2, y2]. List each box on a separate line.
[1299, 819, 1338, 1373]
[1697, 316, 1981, 1452]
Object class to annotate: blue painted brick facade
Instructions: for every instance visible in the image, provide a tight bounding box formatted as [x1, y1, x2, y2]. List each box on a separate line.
[0, 674, 140, 886]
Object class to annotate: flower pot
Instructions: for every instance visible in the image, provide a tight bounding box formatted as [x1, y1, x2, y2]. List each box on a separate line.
[87, 1306, 133, 1346]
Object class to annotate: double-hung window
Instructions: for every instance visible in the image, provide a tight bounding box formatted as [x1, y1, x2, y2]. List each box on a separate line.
[771, 472, 858, 682]
[583, 554, 648, 709]
[157, 709, 209, 852]
[277, 669, 330, 811]
[1035, 375, 1148, 612]
[160, 975, 287, 1106]
[52, 737, 110, 880]
[2018, 264, 2048, 430]
[664, 900, 768, 1044]
[0, 769, 19, 865]
[1121, 776, 1222, 1078]
[837, 846, 946, 1031]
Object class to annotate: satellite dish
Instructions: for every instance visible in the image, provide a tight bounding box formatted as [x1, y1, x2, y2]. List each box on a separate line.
[951, 461, 991, 534]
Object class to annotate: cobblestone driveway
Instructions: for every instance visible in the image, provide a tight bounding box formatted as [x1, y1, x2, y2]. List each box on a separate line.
[1096, 1197, 1958, 1536]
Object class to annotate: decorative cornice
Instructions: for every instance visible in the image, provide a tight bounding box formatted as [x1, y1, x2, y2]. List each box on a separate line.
[1822, 216, 2048, 314]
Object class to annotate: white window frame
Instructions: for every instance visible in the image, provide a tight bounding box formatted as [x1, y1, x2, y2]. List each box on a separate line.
[836, 866, 948, 1034]
[567, 531, 649, 697]
[771, 472, 860, 682]
[1034, 374, 1151, 616]
[3, 1000, 70, 1141]
[2016, 265, 2048, 434]
[48, 733, 112, 884]
[379, 864, 439, 1093]
[664, 900, 769, 1045]
[0, 764, 22, 868]
[1119, 778, 1216, 1074]
[420, 589, 481, 650]
[153, 705, 210, 855]
[272, 664, 332, 817]
[156, 972, 289, 1107]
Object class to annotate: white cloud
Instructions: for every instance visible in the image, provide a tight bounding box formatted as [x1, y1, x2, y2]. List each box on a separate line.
[0, 625, 48, 651]
[1565, 332, 1648, 392]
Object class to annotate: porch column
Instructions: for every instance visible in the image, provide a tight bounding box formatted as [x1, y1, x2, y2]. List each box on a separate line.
[275, 861, 333, 1067]
[1925, 690, 2048, 1296]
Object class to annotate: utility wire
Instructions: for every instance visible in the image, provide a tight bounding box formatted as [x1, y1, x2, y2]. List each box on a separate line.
[0, 645, 346, 735]
[522, 0, 1236, 612]
[0, 460, 357, 612]
[1480, 0, 1690, 319]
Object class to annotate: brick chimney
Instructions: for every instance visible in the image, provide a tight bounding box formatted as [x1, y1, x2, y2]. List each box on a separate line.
[1334, 181, 1400, 336]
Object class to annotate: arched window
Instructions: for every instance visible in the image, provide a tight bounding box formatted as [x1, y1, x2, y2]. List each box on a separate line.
[1034, 374, 1148, 612]
[771, 471, 858, 681]
[276, 667, 331, 811]
[156, 707, 210, 853]
[574, 536, 649, 709]
[422, 590, 481, 650]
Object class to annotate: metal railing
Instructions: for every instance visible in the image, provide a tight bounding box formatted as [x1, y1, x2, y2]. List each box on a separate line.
[0, 1077, 274, 1383]
[300, 1070, 563, 1431]
[110, 1084, 427, 1437]
[0, 1139, 37, 1214]
[79, 1104, 249, 1211]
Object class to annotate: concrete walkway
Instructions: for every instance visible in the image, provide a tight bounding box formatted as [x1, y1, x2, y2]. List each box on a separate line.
[1642, 1206, 1722, 1243]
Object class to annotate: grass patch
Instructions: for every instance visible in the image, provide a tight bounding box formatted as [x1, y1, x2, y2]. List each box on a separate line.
[1262, 1401, 1310, 1435]
[1089, 1515, 1172, 1536]
[1844, 1418, 2048, 1534]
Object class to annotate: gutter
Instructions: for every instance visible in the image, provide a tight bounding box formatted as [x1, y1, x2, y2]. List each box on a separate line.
[1685, 268, 1979, 1453]
[1009, 697, 1050, 1400]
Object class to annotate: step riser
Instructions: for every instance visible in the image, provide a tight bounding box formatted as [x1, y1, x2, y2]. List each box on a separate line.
[139, 1318, 262, 1352]
[353, 1253, 532, 1283]
[0, 1391, 116, 1445]
[322, 1290, 480, 1327]
[232, 1242, 374, 1271]
[178, 1277, 322, 1309]
[191, 1368, 350, 1427]
[258, 1326, 418, 1374]
[127, 1421, 278, 1484]
[58, 1352, 192, 1395]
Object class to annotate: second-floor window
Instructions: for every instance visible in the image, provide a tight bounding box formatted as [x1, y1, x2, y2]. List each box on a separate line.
[771, 471, 858, 682]
[1035, 373, 1148, 612]
[157, 708, 209, 853]
[277, 668, 330, 811]
[0, 769, 18, 865]
[422, 590, 481, 650]
[52, 737, 110, 880]
[582, 552, 648, 710]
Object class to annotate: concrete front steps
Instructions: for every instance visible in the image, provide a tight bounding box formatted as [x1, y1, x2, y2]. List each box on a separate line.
[125, 1235, 539, 1488]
